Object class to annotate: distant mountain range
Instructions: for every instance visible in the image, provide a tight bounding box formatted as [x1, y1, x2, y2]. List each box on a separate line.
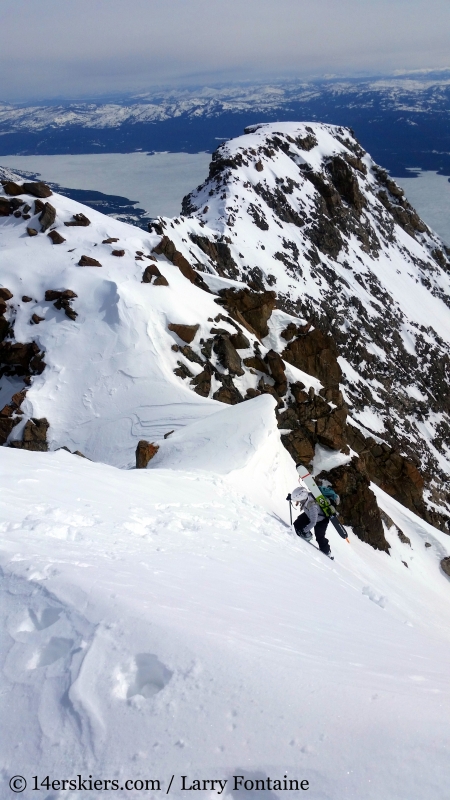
[1, 73, 450, 176]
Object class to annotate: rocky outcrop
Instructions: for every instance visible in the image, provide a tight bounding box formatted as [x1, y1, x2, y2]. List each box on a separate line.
[136, 440, 159, 469]
[282, 327, 341, 388]
[10, 417, 49, 452]
[216, 288, 277, 339]
[0, 389, 26, 444]
[1, 180, 52, 198]
[441, 557, 450, 578]
[45, 289, 78, 320]
[64, 213, 91, 227]
[213, 335, 244, 376]
[47, 229, 66, 244]
[142, 263, 169, 285]
[168, 323, 199, 344]
[265, 349, 287, 396]
[0, 340, 45, 377]
[152, 236, 209, 291]
[189, 234, 239, 280]
[318, 458, 389, 552]
[39, 203, 56, 232]
[78, 255, 102, 267]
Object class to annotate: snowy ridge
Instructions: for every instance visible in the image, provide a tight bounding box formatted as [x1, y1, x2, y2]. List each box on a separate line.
[152, 121, 450, 510]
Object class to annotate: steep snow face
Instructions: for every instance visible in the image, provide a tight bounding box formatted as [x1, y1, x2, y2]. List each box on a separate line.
[1, 443, 450, 800]
[155, 122, 450, 489]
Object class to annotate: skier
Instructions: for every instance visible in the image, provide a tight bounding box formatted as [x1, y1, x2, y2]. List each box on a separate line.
[290, 483, 339, 557]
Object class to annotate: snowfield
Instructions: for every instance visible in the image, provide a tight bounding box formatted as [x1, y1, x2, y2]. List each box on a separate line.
[1, 399, 450, 800]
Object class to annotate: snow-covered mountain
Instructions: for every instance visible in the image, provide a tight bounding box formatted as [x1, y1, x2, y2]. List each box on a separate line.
[0, 121, 449, 545]
[152, 122, 450, 529]
[2, 74, 450, 131]
[1, 123, 450, 800]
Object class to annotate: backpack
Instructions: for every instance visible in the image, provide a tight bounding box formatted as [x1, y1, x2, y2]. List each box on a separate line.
[320, 485, 339, 504]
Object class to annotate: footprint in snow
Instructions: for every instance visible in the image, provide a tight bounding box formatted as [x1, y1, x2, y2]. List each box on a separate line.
[114, 653, 173, 700]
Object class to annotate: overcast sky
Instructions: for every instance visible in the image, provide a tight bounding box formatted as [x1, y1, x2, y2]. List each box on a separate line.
[1, 0, 450, 101]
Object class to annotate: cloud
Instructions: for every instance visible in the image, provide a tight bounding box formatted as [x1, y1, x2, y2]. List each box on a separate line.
[1, 0, 450, 100]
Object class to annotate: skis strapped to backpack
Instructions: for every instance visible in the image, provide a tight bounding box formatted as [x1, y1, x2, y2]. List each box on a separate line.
[296, 464, 349, 540]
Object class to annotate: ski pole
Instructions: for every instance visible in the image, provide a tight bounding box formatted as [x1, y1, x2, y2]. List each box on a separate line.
[286, 493, 292, 526]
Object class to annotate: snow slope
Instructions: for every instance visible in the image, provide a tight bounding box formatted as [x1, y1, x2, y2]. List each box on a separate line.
[1, 402, 450, 800]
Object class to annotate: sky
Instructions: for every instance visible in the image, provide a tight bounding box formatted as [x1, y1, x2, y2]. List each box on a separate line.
[1, 0, 450, 101]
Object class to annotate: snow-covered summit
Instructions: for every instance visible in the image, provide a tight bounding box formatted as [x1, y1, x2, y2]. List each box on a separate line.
[149, 122, 450, 522]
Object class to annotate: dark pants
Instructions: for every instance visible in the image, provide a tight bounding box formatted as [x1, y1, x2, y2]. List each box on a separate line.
[294, 513, 330, 554]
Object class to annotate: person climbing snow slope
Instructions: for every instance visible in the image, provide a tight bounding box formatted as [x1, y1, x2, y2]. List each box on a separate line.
[291, 483, 339, 557]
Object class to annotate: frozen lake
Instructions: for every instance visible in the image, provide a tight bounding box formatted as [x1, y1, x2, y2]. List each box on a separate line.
[0, 152, 449, 243]
[0, 151, 211, 219]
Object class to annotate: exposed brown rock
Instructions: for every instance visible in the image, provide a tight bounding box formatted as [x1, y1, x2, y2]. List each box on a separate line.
[153, 236, 209, 291]
[47, 229, 66, 244]
[38, 203, 56, 232]
[265, 349, 287, 395]
[22, 296, 32, 303]
[190, 366, 212, 397]
[281, 429, 315, 464]
[213, 376, 243, 405]
[327, 156, 367, 213]
[0, 288, 13, 301]
[27, 228, 38, 237]
[34, 199, 45, 214]
[282, 327, 342, 388]
[0, 340, 45, 376]
[142, 263, 169, 285]
[136, 440, 159, 468]
[22, 182, 52, 198]
[45, 289, 78, 301]
[1, 180, 23, 196]
[168, 323, 199, 344]
[440, 557, 450, 577]
[318, 458, 389, 551]
[112, 249, 125, 257]
[64, 213, 91, 227]
[173, 362, 193, 379]
[217, 288, 277, 339]
[189, 234, 239, 279]
[31, 314, 45, 324]
[347, 424, 426, 519]
[255, 160, 264, 172]
[78, 255, 102, 267]
[0, 198, 11, 216]
[213, 335, 244, 376]
[243, 355, 270, 375]
[102, 237, 119, 243]
[230, 330, 250, 349]
[315, 407, 347, 450]
[10, 417, 49, 452]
